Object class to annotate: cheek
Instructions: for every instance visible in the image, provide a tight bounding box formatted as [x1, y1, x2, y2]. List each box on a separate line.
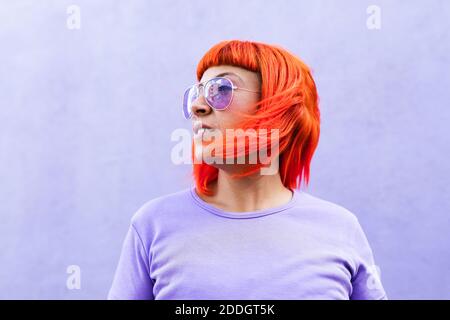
[233, 95, 258, 112]
[216, 114, 236, 131]
[219, 100, 258, 131]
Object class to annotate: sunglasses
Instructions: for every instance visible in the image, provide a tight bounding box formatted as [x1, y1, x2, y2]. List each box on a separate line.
[182, 76, 260, 119]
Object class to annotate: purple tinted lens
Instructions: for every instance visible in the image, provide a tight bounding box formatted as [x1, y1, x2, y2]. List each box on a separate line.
[205, 78, 233, 110]
[183, 88, 192, 119]
[183, 85, 198, 119]
[182, 78, 233, 119]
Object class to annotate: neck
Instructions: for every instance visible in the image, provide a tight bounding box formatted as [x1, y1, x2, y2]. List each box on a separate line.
[200, 166, 293, 213]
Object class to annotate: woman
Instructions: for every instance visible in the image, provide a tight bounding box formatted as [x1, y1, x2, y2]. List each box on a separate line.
[108, 40, 387, 300]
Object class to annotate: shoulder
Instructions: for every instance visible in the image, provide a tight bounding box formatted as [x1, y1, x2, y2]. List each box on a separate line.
[293, 190, 361, 230]
[130, 187, 192, 230]
[294, 191, 371, 263]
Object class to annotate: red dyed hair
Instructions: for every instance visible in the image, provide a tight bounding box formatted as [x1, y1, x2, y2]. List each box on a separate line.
[192, 40, 320, 196]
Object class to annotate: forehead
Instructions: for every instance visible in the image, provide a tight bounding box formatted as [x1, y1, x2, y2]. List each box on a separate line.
[200, 65, 252, 85]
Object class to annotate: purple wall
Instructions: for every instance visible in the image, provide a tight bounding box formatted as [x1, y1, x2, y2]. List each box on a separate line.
[0, 0, 449, 299]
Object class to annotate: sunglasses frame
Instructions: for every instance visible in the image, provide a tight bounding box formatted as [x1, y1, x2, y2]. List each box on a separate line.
[183, 76, 260, 119]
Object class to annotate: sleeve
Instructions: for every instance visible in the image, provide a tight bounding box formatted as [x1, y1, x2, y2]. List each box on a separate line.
[107, 223, 155, 300]
[349, 217, 388, 300]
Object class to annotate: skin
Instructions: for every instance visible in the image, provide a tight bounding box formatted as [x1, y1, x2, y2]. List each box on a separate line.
[191, 65, 293, 213]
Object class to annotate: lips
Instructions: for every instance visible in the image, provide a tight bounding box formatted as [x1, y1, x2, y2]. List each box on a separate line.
[193, 121, 214, 135]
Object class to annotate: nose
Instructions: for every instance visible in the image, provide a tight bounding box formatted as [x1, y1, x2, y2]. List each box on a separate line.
[191, 95, 212, 117]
